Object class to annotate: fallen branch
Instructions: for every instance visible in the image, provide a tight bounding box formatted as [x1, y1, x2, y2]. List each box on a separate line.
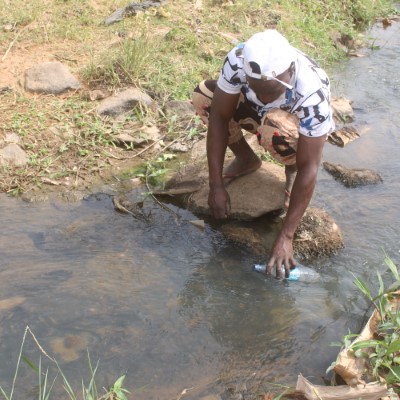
[132, 134, 168, 158]
[152, 132, 188, 157]
[2, 26, 28, 62]
[103, 134, 169, 160]
[144, 164, 181, 218]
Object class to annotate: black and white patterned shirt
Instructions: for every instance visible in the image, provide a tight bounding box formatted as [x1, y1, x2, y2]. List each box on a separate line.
[217, 44, 335, 137]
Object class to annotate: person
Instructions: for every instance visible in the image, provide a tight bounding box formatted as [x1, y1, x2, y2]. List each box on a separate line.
[191, 30, 335, 278]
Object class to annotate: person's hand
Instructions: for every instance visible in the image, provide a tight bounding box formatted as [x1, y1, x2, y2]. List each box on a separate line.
[208, 186, 231, 219]
[267, 232, 296, 279]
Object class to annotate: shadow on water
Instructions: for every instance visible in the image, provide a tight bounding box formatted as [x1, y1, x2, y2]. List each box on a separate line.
[0, 21, 400, 400]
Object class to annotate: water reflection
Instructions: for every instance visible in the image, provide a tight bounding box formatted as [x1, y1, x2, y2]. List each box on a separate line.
[0, 21, 400, 400]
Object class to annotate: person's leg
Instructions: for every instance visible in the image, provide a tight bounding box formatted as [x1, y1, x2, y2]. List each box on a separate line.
[222, 93, 263, 181]
[222, 136, 261, 181]
[192, 81, 261, 183]
[284, 164, 297, 209]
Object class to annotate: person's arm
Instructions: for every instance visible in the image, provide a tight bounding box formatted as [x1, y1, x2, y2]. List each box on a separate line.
[267, 133, 327, 277]
[207, 87, 240, 218]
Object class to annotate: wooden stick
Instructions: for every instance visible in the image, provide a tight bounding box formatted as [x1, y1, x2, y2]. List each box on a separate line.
[2, 26, 27, 62]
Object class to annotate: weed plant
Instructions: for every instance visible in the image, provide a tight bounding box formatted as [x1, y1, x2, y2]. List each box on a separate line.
[132, 153, 176, 186]
[0, 326, 130, 400]
[329, 254, 400, 392]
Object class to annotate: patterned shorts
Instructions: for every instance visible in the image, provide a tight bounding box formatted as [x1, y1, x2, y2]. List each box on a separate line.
[192, 80, 299, 166]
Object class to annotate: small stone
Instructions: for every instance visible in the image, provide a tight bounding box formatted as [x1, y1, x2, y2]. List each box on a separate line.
[24, 62, 80, 94]
[0, 296, 25, 311]
[5, 133, 20, 144]
[189, 219, 205, 229]
[3, 24, 14, 32]
[169, 142, 189, 152]
[115, 133, 137, 144]
[0, 143, 28, 166]
[328, 125, 360, 147]
[87, 89, 110, 101]
[97, 88, 153, 117]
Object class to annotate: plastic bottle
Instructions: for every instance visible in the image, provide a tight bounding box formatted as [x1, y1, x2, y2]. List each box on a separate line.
[252, 263, 320, 282]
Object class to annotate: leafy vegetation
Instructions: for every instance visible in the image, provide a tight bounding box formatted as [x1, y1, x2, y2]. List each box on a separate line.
[132, 153, 177, 186]
[329, 254, 400, 392]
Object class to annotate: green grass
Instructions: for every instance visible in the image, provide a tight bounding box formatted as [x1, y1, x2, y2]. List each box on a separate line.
[82, 28, 157, 88]
[79, 0, 398, 98]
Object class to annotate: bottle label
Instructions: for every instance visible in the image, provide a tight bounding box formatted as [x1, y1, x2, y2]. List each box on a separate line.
[252, 264, 300, 281]
[252, 264, 319, 282]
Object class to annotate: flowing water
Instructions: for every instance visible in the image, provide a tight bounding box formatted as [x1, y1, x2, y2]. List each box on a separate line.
[0, 21, 399, 399]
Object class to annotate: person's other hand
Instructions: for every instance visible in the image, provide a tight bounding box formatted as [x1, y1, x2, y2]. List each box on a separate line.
[267, 233, 295, 278]
[208, 186, 231, 219]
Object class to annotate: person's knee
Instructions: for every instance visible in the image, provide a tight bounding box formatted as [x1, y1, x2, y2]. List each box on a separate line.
[203, 80, 217, 92]
[257, 125, 298, 165]
[192, 80, 216, 99]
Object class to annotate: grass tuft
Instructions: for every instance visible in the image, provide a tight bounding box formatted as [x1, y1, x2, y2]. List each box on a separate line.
[0, 326, 131, 400]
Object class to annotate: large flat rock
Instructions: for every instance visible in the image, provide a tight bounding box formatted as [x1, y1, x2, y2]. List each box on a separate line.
[157, 160, 286, 220]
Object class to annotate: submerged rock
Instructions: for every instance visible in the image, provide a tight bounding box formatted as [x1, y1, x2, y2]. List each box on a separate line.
[323, 161, 383, 187]
[0, 296, 26, 311]
[112, 194, 150, 222]
[50, 334, 89, 362]
[220, 225, 266, 256]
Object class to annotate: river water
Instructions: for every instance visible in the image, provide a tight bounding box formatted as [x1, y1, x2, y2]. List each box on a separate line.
[0, 21, 399, 400]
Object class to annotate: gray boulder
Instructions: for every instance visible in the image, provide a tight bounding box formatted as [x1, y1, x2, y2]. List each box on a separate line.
[323, 161, 383, 187]
[0, 143, 28, 166]
[97, 88, 153, 117]
[24, 62, 80, 94]
[155, 160, 286, 220]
